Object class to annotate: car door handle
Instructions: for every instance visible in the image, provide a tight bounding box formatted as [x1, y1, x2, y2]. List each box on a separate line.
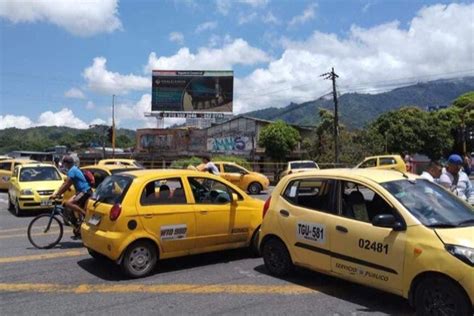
[279, 209, 290, 217]
[336, 225, 348, 233]
[199, 210, 208, 215]
[143, 214, 153, 219]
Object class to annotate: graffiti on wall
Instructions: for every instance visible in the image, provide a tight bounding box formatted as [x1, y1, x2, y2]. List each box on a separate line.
[140, 134, 173, 150]
[207, 136, 252, 152]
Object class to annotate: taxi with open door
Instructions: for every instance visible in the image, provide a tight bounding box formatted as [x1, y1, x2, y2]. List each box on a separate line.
[81, 169, 264, 278]
[259, 169, 473, 316]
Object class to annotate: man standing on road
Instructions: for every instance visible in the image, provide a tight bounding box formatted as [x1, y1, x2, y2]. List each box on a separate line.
[51, 156, 92, 226]
[199, 155, 220, 175]
[420, 161, 442, 183]
[439, 154, 474, 205]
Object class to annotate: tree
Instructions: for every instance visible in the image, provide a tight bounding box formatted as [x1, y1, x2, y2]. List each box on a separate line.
[258, 120, 300, 161]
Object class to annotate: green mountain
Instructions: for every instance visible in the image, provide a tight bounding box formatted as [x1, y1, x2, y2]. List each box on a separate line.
[0, 126, 135, 154]
[245, 77, 474, 128]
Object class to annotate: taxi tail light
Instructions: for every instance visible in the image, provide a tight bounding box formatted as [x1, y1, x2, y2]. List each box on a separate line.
[110, 203, 122, 221]
[263, 197, 271, 218]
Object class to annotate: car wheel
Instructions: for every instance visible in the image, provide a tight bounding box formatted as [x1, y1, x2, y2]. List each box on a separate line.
[121, 240, 158, 278]
[7, 194, 14, 211]
[248, 182, 262, 195]
[414, 275, 472, 316]
[14, 199, 22, 217]
[262, 238, 293, 277]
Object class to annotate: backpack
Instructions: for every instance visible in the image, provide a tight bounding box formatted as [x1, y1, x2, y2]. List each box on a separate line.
[82, 169, 95, 187]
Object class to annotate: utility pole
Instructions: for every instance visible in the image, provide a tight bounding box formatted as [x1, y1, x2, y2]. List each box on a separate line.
[112, 94, 116, 158]
[321, 67, 340, 164]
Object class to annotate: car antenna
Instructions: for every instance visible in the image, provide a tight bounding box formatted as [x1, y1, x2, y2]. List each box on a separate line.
[390, 167, 416, 183]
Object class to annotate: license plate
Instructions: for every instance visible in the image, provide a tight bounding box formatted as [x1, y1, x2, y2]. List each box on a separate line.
[88, 214, 101, 226]
[41, 199, 53, 207]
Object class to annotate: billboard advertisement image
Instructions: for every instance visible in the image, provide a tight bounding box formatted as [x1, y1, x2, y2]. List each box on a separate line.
[152, 70, 233, 112]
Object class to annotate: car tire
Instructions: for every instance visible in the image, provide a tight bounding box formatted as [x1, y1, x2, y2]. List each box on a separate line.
[121, 240, 158, 278]
[262, 238, 293, 277]
[8, 194, 14, 211]
[14, 199, 22, 217]
[248, 182, 262, 195]
[414, 275, 472, 316]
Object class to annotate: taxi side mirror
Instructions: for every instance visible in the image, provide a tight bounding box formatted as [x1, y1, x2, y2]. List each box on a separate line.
[372, 214, 405, 231]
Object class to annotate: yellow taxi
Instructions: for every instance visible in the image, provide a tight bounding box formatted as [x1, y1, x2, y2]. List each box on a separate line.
[0, 159, 36, 190]
[212, 161, 269, 195]
[280, 160, 319, 179]
[97, 159, 144, 168]
[8, 163, 64, 216]
[81, 169, 264, 278]
[81, 164, 143, 188]
[355, 155, 407, 173]
[259, 169, 473, 315]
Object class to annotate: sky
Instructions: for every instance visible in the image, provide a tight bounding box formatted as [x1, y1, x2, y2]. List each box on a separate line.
[0, 0, 473, 130]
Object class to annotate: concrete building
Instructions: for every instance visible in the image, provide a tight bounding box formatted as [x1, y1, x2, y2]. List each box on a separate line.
[135, 115, 314, 162]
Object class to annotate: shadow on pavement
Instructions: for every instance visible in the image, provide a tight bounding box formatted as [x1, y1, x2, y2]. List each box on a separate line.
[77, 248, 253, 281]
[253, 264, 414, 316]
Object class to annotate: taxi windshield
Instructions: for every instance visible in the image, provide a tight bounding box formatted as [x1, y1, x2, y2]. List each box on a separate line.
[382, 179, 474, 228]
[20, 167, 61, 182]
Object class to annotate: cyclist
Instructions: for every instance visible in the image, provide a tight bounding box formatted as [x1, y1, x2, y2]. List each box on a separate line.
[50, 156, 92, 234]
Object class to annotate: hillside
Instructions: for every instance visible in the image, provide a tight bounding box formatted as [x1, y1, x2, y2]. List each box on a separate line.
[245, 77, 474, 128]
[0, 126, 136, 154]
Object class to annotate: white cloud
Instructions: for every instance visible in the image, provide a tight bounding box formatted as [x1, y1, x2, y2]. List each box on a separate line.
[85, 101, 95, 109]
[238, 12, 257, 25]
[64, 87, 86, 99]
[288, 3, 317, 27]
[262, 12, 279, 24]
[144, 38, 270, 72]
[90, 118, 106, 125]
[0, 108, 105, 129]
[0, 115, 33, 129]
[113, 94, 156, 128]
[234, 3, 474, 113]
[195, 21, 217, 33]
[215, 0, 268, 15]
[169, 31, 184, 45]
[83, 57, 150, 95]
[0, 0, 122, 37]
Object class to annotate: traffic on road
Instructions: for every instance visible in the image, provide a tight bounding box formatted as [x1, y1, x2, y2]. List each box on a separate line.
[0, 157, 473, 315]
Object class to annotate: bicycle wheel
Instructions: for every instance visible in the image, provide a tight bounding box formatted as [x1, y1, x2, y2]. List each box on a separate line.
[27, 214, 64, 249]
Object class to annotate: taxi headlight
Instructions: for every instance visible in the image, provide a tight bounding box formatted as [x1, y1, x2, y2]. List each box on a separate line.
[445, 244, 474, 267]
[20, 189, 34, 195]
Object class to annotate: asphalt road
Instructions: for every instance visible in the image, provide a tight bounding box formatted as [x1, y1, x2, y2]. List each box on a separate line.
[0, 189, 413, 316]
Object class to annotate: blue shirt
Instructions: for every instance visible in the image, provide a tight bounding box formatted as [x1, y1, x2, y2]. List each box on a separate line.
[67, 166, 91, 193]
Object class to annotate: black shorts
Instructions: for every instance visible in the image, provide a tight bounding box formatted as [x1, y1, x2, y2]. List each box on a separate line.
[72, 190, 92, 208]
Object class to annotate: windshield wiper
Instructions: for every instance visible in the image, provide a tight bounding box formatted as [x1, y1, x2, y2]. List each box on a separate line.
[457, 219, 474, 227]
[426, 223, 457, 228]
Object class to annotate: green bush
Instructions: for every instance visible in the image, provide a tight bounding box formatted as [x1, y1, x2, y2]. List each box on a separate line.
[170, 156, 202, 169]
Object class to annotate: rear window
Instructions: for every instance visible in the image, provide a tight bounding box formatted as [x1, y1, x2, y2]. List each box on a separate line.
[290, 162, 318, 169]
[92, 175, 133, 204]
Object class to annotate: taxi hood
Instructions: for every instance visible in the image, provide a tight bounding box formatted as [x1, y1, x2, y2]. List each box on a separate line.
[435, 227, 474, 248]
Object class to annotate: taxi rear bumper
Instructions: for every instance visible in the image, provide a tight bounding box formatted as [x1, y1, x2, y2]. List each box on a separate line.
[81, 222, 124, 261]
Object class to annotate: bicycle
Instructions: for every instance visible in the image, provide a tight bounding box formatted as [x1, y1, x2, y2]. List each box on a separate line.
[27, 199, 83, 249]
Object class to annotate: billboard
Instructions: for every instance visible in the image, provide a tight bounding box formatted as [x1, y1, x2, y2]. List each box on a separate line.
[152, 70, 233, 113]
